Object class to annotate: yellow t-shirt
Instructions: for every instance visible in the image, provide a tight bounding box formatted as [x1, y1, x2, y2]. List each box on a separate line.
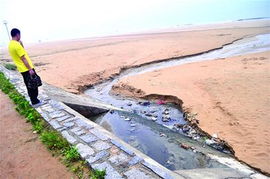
[8, 40, 34, 72]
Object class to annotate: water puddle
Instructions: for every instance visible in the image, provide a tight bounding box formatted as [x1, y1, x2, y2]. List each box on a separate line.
[85, 33, 270, 170]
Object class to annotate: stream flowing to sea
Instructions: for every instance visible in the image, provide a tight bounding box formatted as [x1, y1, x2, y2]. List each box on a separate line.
[85, 33, 270, 170]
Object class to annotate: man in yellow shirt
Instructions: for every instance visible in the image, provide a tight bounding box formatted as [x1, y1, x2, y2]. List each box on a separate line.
[8, 28, 41, 107]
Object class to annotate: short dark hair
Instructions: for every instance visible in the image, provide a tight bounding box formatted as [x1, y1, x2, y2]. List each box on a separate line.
[11, 28, 20, 37]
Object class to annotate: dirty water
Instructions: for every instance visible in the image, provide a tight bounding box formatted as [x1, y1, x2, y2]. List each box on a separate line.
[85, 33, 270, 170]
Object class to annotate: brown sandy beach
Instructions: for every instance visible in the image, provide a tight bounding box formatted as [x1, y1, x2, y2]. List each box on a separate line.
[2, 20, 269, 93]
[1, 19, 270, 173]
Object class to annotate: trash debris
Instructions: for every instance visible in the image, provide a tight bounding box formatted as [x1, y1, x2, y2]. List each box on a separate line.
[142, 101, 150, 106]
[152, 116, 157, 121]
[124, 117, 131, 121]
[162, 108, 170, 115]
[182, 124, 191, 133]
[156, 100, 166, 105]
[180, 143, 190, 150]
[174, 123, 184, 129]
[160, 133, 166, 137]
[212, 133, 218, 138]
[205, 139, 216, 145]
[162, 117, 170, 122]
[130, 123, 136, 127]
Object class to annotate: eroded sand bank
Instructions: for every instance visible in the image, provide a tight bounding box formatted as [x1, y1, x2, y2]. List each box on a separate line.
[112, 51, 270, 173]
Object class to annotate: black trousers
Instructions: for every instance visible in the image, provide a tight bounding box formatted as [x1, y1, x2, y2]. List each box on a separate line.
[21, 69, 40, 105]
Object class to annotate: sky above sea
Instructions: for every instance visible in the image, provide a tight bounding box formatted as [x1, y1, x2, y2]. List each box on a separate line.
[0, 0, 269, 47]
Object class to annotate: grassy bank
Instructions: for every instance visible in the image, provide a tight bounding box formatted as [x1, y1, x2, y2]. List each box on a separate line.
[0, 72, 105, 179]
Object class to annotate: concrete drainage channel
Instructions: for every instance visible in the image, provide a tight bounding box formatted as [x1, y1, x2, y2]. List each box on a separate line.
[1, 65, 268, 179]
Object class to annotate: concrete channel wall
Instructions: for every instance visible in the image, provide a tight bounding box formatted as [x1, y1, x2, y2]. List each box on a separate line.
[1, 65, 268, 179]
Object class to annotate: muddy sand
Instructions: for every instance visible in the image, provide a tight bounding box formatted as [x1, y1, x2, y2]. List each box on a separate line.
[112, 51, 270, 173]
[0, 91, 75, 178]
[2, 19, 269, 93]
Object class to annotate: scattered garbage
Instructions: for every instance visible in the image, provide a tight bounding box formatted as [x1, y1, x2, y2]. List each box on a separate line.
[162, 108, 170, 115]
[138, 101, 151, 106]
[130, 123, 136, 127]
[156, 100, 166, 105]
[212, 133, 218, 138]
[124, 117, 131, 121]
[180, 143, 190, 150]
[205, 139, 216, 145]
[160, 133, 166, 137]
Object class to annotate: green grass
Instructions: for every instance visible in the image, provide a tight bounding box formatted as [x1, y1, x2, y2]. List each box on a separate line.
[91, 169, 106, 179]
[64, 146, 80, 162]
[40, 131, 70, 151]
[0, 72, 106, 179]
[4, 63, 17, 71]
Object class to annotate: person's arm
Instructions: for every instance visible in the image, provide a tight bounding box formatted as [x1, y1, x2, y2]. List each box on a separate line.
[20, 55, 35, 75]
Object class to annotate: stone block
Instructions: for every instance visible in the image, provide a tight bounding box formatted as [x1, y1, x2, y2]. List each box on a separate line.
[92, 162, 123, 179]
[61, 131, 77, 144]
[76, 143, 94, 158]
[124, 168, 152, 179]
[86, 150, 110, 164]
[128, 156, 143, 166]
[76, 119, 94, 129]
[80, 133, 98, 144]
[142, 161, 174, 179]
[109, 153, 129, 165]
[49, 120, 62, 130]
[48, 111, 66, 119]
[62, 118, 75, 123]
[62, 122, 75, 128]
[90, 128, 109, 141]
[111, 139, 134, 156]
[92, 141, 111, 151]
[70, 127, 86, 136]
[56, 115, 71, 122]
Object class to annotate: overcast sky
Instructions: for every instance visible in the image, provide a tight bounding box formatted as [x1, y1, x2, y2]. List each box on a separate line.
[0, 0, 269, 46]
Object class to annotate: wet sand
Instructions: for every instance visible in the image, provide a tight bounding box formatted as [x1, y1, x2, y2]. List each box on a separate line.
[112, 51, 270, 173]
[0, 91, 75, 178]
[1, 20, 269, 93]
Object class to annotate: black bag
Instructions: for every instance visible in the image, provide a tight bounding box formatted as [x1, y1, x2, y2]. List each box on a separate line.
[27, 73, 42, 89]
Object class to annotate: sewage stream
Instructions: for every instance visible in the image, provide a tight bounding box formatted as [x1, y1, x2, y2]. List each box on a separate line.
[85, 33, 270, 171]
